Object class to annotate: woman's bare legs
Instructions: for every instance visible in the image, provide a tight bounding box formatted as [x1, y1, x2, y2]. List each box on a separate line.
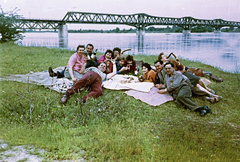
[196, 84, 217, 97]
[198, 79, 214, 93]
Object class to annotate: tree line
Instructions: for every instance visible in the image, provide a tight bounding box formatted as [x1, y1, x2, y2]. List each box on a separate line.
[67, 25, 239, 33]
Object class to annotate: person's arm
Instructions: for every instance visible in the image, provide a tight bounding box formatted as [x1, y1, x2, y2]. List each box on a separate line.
[68, 65, 77, 83]
[117, 66, 128, 74]
[79, 62, 87, 74]
[167, 53, 179, 61]
[106, 60, 117, 79]
[158, 74, 167, 93]
[158, 88, 168, 94]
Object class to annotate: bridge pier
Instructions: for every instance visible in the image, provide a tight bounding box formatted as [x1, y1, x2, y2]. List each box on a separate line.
[183, 30, 191, 35]
[214, 28, 221, 33]
[136, 29, 145, 36]
[58, 24, 68, 48]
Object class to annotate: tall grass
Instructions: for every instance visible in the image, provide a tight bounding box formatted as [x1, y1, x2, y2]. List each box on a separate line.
[0, 43, 239, 161]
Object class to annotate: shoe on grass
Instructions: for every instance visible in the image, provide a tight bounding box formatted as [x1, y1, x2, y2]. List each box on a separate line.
[61, 94, 68, 104]
[48, 67, 57, 77]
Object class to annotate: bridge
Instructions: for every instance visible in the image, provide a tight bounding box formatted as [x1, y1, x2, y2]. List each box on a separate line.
[14, 12, 240, 48]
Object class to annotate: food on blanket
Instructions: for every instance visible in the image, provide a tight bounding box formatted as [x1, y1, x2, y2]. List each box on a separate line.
[119, 77, 136, 84]
[120, 80, 128, 84]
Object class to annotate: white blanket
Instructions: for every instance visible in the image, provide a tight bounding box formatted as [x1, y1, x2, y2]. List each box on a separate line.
[102, 75, 154, 93]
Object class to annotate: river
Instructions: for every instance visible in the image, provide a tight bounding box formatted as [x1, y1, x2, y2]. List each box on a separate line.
[16, 32, 240, 73]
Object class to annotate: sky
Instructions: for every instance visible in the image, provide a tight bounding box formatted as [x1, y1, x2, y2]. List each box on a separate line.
[1, 0, 240, 30]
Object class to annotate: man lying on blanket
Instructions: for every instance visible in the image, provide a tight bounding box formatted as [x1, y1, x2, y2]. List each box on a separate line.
[61, 59, 117, 104]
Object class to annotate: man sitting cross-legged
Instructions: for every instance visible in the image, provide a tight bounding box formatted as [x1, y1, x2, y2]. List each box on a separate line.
[61, 59, 117, 104]
[157, 62, 212, 116]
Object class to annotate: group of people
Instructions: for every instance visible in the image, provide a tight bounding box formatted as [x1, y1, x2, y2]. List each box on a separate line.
[48, 44, 137, 103]
[48, 44, 222, 116]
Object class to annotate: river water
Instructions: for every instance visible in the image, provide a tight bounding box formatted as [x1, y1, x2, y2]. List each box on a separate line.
[16, 32, 240, 73]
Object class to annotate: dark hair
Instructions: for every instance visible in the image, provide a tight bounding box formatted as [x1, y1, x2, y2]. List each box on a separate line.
[104, 49, 113, 58]
[158, 52, 164, 64]
[154, 60, 160, 65]
[76, 45, 85, 51]
[86, 44, 94, 49]
[126, 55, 136, 66]
[126, 55, 133, 61]
[164, 62, 174, 68]
[117, 55, 125, 61]
[113, 47, 121, 54]
[142, 62, 152, 71]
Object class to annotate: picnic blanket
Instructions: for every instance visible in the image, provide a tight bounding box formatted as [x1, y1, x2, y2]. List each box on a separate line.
[0, 66, 73, 93]
[0, 67, 173, 106]
[125, 87, 173, 106]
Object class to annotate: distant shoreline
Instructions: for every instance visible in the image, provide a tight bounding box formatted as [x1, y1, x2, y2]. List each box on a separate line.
[22, 26, 240, 33]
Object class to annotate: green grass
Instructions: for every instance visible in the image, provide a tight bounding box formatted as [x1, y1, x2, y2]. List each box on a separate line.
[0, 42, 240, 161]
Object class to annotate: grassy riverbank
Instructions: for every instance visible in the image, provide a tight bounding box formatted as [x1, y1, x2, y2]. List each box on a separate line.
[0, 43, 239, 161]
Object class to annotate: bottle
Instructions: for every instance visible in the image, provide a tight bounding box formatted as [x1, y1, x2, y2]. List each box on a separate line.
[134, 67, 139, 76]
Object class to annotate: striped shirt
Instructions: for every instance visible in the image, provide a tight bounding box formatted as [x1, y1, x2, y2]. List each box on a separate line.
[86, 67, 107, 82]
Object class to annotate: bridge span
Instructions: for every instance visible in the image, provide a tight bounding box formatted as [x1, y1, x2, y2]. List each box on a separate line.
[14, 12, 240, 48]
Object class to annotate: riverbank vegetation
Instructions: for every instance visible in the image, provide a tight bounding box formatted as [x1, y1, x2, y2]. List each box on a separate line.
[0, 43, 239, 161]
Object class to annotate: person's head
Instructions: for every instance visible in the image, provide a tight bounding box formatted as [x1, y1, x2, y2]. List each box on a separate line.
[113, 47, 121, 58]
[142, 62, 152, 74]
[76, 45, 85, 56]
[154, 60, 161, 71]
[117, 55, 126, 66]
[126, 55, 135, 66]
[97, 62, 107, 72]
[164, 62, 175, 75]
[104, 49, 113, 60]
[158, 52, 168, 64]
[86, 44, 94, 54]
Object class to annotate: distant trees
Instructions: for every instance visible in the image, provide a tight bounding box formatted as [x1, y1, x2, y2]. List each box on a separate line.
[145, 26, 183, 33]
[191, 26, 214, 32]
[0, 7, 23, 43]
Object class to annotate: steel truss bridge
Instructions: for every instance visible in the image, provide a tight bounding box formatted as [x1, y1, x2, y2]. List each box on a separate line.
[14, 12, 240, 31]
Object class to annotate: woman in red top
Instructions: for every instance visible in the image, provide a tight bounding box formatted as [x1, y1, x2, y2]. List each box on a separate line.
[97, 49, 113, 74]
[125, 55, 137, 75]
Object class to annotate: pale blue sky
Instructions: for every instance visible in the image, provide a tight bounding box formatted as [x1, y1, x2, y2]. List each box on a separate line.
[1, 0, 240, 29]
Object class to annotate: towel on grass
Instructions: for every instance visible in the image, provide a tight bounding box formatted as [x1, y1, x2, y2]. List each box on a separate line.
[125, 87, 173, 106]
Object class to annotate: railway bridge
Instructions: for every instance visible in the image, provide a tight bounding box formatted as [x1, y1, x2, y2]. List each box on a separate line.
[14, 12, 240, 48]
